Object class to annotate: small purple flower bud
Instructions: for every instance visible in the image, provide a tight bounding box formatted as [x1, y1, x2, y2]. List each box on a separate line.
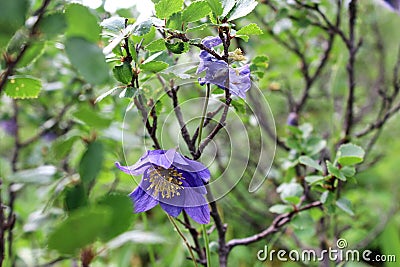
[287, 112, 299, 126]
[0, 119, 17, 136]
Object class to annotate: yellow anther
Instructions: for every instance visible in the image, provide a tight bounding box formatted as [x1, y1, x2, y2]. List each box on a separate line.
[145, 166, 184, 199]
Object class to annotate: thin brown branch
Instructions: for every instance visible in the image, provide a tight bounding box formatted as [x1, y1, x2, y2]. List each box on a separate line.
[134, 95, 161, 149]
[168, 31, 224, 61]
[0, 179, 4, 266]
[355, 100, 400, 138]
[169, 84, 196, 155]
[191, 104, 224, 146]
[225, 201, 322, 250]
[343, 0, 359, 140]
[207, 191, 228, 267]
[194, 91, 231, 160]
[182, 212, 206, 265]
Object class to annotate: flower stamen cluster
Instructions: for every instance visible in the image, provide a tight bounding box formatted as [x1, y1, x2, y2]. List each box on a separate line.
[146, 166, 184, 199]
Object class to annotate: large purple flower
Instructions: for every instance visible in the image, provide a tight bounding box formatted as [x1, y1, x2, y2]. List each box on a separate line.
[116, 149, 211, 224]
[197, 36, 251, 99]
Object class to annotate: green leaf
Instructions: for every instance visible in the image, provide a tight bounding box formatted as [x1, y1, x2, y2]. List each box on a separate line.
[305, 175, 325, 185]
[326, 161, 346, 181]
[113, 61, 133, 84]
[145, 39, 166, 52]
[336, 143, 365, 166]
[141, 61, 169, 73]
[64, 183, 87, 212]
[206, 0, 223, 16]
[65, 4, 100, 42]
[166, 12, 183, 30]
[95, 87, 120, 103]
[47, 207, 112, 255]
[73, 106, 112, 129]
[228, 0, 258, 21]
[155, 0, 184, 19]
[17, 42, 46, 68]
[236, 23, 263, 35]
[38, 12, 68, 39]
[131, 19, 153, 36]
[65, 37, 109, 85]
[107, 230, 165, 249]
[299, 156, 323, 172]
[78, 141, 104, 185]
[212, 88, 225, 94]
[165, 41, 189, 54]
[305, 138, 326, 156]
[0, 0, 29, 49]
[52, 136, 80, 160]
[341, 166, 356, 178]
[100, 16, 126, 32]
[231, 99, 246, 114]
[119, 87, 138, 98]
[269, 204, 293, 214]
[221, 0, 236, 18]
[336, 198, 354, 216]
[131, 26, 156, 46]
[5, 76, 42, 99]
[97, 194, 134, 241]
[251, 55, 269, 70]
[277, 182, 304, 205]
[236, 35, 249, 42]
[186, 24, 209, 33]
[320, 191, 333, 204]
[9, 165, 56, 184]
[182, 1, 211, 22]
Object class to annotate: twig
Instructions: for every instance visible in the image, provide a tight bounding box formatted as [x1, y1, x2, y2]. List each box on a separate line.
[168, 31, 224, 61]
[6, 184, 16, 266]
[225, 201, 322, 250]
[194, 92, 231, 160]
[256, 2, 340, 114]
[207, 192, 228, 267]
[36, 257, 69, 267]
[168, 215, 198, 267]
[191, 104, 224, 146]
[182, 212, 206, 264]
[343, 0, 359, 140]
[0, 179, 4, 266]
[197, 84, 211, 148]
[165, 78, 196, 155]
[133, 96, 161, 149]
[355, 45, 400, 138]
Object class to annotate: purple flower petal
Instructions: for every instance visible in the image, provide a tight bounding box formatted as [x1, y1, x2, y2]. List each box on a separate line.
[201, 36, 222, 48]
[147, 149, 175, 169]
[129, 187, 158, 213]
[196, 36, 251, 99]
[115, 161, 150, 176]
[287, 112, 299, 126]
[180, 171, 207, 194]
[226, 65, 251, 98]
[185, 204, 210, 224]
[117, 149, 212, 222]
[159, 202, 183, 217]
